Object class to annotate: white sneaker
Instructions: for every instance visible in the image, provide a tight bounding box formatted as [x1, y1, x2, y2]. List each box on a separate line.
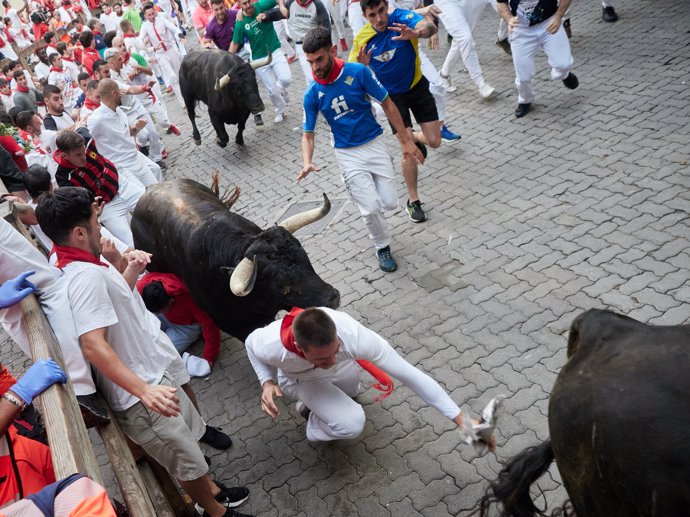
[274, 112, 284, 123]
[440, 73, 457, 93]
[478, 83, 496, 99]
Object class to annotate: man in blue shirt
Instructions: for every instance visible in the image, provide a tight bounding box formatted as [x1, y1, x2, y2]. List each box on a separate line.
[350, 0, 440, 224]
[298, 26, 423, 273]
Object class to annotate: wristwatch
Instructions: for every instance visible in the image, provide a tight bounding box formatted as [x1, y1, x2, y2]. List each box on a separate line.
[3, 391, 27, 410]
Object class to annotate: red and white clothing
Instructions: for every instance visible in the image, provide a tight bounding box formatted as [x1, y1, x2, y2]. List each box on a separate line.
[99, 10, 122, 32]
[47, 66, 79, 110]
[0, 89, 13, 112]
[246, 308, 462, 442]
[139, 15, 185, 106]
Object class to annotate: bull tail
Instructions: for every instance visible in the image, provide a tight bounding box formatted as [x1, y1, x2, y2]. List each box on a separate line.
[477, 440, 556, 517]
[210, 171, 241, 209]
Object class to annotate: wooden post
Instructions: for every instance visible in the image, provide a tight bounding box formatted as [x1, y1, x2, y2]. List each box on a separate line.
[137, 461, 177, 517]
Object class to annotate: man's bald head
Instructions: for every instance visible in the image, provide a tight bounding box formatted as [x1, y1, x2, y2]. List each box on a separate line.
[98, 78, 119, 97]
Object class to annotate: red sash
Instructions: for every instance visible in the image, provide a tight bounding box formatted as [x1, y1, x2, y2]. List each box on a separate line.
[152, 23, 167, 51]
[53, 245, 109, 269]
[280, 307, 394, 401]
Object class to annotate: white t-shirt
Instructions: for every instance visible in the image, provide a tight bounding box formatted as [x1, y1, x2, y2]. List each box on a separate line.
[87, 104, 141, 172]
[245, 307, 462, 420]
[48, 69, 79, 110]
[64, 259, 169, 410]
[100, 11, 122, 32]
[35, 61, 51, 79]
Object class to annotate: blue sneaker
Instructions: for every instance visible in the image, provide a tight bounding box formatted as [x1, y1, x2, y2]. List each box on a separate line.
[441, 125, 461, 143]
[376, 246, 397, 272]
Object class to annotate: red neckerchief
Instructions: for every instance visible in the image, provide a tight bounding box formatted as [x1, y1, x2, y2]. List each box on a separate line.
[122, 32, 138, 38]
[53, 244, 109, 269]
[15, 81, 29, 92]
[47, 42, 57, 49]
[83, 97, 100, 111]
[280, 307, 394, 401]
[296, 0, 313, 6]
[0, 89, 10, 96]
[62, 56, 74, 62]
[312, 57, 344, 85]
[50, 65, 64, 73]
[3, 27, 15, 43]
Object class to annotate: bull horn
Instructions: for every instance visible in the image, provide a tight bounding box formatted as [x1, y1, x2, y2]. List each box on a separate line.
[278, 193, 331, 234]
[250, 49, 273, 70]
[214, 73, 232, 91]
[229, 256, 257, 297]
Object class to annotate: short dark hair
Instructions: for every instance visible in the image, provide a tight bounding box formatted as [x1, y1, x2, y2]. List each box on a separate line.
[302, 26, 332, 54]
[43, 83, 61, 98]
[48, 53, 61, 64]
[77, 71, 91, 82]
[15, 110, 36, 130]
[23, 164, 52, 199]
[12, 69, 25, 80]
[56, 41, 68, 54]
[35, 187, 94, 245]
[141, 281, 172, 313]
[86, 79, 99, 91]
[79, 30, 93, 47]
[56, 129, 86, 152]
[92, 59, 108, 74]
[360, 0, 385, 12]
[87, 18, 98, 30]
[103, 30, 117, 47]
[210, 0, 224, 5]
[43, 31, 55, 43]
[292, 308, 337, 350]
[141, 2, 154, 13]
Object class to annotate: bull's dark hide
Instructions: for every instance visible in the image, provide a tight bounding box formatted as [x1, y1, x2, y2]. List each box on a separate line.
[478, 309, 690, 517]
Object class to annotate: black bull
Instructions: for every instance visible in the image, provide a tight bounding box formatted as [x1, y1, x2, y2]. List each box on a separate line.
[479, 309, 690, 517]
[131, 179, 340, 340]
[179, 50, 266, 149]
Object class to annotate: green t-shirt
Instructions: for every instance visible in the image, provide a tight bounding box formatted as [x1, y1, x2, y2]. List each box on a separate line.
[131, 52, 148, 67]
[122, 7, 143, 32]
[231, 0, 280, 60]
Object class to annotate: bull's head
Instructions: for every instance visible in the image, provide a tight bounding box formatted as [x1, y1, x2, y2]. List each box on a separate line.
[214, 51, 273, 114]
[230, 193, 330, 297]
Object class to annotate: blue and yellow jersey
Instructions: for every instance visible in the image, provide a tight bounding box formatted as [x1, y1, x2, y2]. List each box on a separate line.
[348, 8, 424, 95]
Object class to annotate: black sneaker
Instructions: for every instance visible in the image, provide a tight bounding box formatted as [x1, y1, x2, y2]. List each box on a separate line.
[406, 199, 426, 223]
[216, 483, 249, 508]
[254, 113, 264, 126]
[495, 37, 511, 55]
[514, 103, 531, 118]
[562, 73, 579, 90]
[376, 246, 397, 273]
[203, 508, 254, 517]
[200, 425, 233, 450]
[602, 5, 618, 22]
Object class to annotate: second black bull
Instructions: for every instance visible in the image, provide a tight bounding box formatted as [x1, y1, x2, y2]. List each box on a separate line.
[179, 50, 271, 149]
[131, 178, 340, 340]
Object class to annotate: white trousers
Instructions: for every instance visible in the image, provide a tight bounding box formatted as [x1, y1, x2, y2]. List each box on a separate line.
[124, 99, 164, 162]
[157, 47, 185, 106]
[139, 91, 172, 130]
[121, 152, 162, 188]
[419, 48, 446, 121]
[335, 137, 398, 250]
[437, 0, 485, 87]
[348, 2, 366, 38]
[509, 18, 573, 104]
[328, 0, 347, 40]
[255, 49, 293, 114]
[280, 359, 364, 442]
[273, 20, 295, 58]
[99, 176, 145, 247]
[295, 43, 313, 86]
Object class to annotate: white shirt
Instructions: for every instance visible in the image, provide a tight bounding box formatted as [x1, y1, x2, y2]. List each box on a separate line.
[43, 110, 75, 132]
[35, 61, 51, 79]
[100, 11, 122, 33]
[4, 9, 23, 30]
[140, 15, 180, 55]
[64, 259, 169, 410]
[245, 308, 462, 420]
[87, 104, 141, 172]
[48, 68, 79, 110]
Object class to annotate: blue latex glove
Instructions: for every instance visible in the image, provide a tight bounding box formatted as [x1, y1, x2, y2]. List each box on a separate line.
[10, 359, 68, 405]
[0, 271, 38, 310]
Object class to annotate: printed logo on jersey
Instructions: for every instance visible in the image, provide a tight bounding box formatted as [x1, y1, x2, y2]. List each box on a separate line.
[405, 13, 414, 19]
[318, 91, 325, 98]
[344, 75, 354, 85]
[373, 49, 396, 63]
[330, 94, 353, 120]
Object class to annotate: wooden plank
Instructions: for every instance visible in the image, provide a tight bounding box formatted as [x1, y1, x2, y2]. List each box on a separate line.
[147, 458, 198, 517]
[137, 461, 177, 517]
[97, 413, 158, 517]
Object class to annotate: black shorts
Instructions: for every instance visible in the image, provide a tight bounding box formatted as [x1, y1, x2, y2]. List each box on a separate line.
[388, 76, 438, 134]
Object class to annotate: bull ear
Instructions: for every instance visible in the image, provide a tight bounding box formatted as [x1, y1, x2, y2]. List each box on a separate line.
[229, 256, 257, 297]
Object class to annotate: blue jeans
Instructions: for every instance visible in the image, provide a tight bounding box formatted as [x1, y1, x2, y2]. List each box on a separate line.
[158, 314, 202, 355]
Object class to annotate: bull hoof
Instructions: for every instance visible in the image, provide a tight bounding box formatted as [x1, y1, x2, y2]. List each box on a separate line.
[216, 138, 228, 148]
[235, 139, 246, 151]
[194, 138, 201, 145]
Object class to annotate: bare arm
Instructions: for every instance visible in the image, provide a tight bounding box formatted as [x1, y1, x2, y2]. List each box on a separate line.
[80, 327, 180, 416]
[297, 131, 320, 182]
[229, 41, 240, 53]
[546, 0, 572, 33]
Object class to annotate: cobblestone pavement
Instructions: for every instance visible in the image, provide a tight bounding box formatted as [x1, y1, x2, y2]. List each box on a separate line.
[2, 0, 689, 514]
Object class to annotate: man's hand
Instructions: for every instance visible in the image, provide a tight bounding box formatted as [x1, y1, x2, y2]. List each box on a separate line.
[0, 271, 38, 310]
[297, 163, 320, 182]
[508, 15, 519, 31]
[124, 249, 151, 276]
[140, 384, 180, 417]
[356, 46, 372, 66]
[545, 13, 562, 34]
[402, 140, 424, 165]
[428, 33, 439, 50]
[134, 118, 148, 130]
[260, 380, 283, 418]
[101, 238, 123, 268]
[390, 22, 419, 41]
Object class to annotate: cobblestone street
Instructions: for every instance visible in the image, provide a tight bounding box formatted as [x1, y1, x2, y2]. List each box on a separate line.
[1, 0, 689, 514]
